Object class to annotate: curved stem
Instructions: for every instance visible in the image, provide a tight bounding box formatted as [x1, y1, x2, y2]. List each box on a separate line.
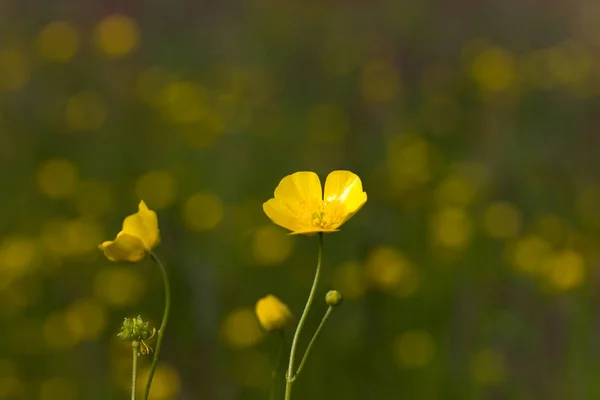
[285, 232, 323, 400]
[143, 252, 171, 400]
[293, 306, 333, 379]
[270, 331, 285, 400]
[132, 341, 140, 400]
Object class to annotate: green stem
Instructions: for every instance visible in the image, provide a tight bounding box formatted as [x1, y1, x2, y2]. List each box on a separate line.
[143, 252, 171, 400]
[293, 306, 333, 379]
[285, 232, 323, 400]
[270, 331, 285, 400]
[132, 341, 139, 400]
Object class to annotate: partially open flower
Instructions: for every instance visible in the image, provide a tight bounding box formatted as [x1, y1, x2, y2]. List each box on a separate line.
[100, 201, 160, 262]
[255, 295, 293, 332]
[263, 170, 367, 235]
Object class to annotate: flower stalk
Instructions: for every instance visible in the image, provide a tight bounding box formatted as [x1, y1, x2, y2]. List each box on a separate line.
[285, 232, 323, 399]
[143, 252, 171, 400]
[131, 341, 139, 400]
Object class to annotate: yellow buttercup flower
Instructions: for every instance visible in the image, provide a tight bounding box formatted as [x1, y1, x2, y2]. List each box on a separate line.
[100, 201, 160, 262]
[255, 295, 293, 332]
[263, 170, 367, 235]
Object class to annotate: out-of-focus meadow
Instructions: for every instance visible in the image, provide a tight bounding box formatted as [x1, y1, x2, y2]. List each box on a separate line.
[2, 0, 600, 398]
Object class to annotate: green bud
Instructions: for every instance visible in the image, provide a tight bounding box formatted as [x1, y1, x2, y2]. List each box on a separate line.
[325, 290, 343, 307]
[117, 315, 154, 342]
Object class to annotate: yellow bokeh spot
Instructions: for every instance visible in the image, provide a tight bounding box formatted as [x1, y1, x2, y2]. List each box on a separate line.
[431, 207, 472, 249]
[112, 356, 133, 390]
[43, 312, 78, 349]
[306, 104, 349, 143]
[0, 236, 38, 277]
[252, 225, 294, 266]
[68, 218, 104, 255]
[435, 162, 489, 206]
[483, 202, 522, 239]
[420, 94, 462, 136]
[0, 359, 23, 398]
[73, 180, 113, 217]
[0, 376, 23, 398]
[523, 42, 594, 96]
[386, 135, 431, 191]
[394, 330, 436, 368]
[161, 81, 207, 123]
[66, 91, 108, 131]
[135, 170, 177, 210]
[177, 109, 225, 148]
[546, 41, 592, 87]
[40, 218, 104, 257]
[94, 267, 146, 307]
[36, 21, 79, 62]
[136, 66, 175, 106]
[521, 50, 557, 90]
[37, 158, 79, 199]
[543, 250, 585, 292]
[65, 298, 108, 341]
[470, 349, 507, 386]
[1, 282, 36, 312]
[510, 235, 552, 274]
[435, 177, 477, 207]
[365, 247, 419, 296]
[230, 350, 271, 389]
[535, 214, 567, 246]
[8, 319, 44, 355]
[39, 377, 78, 400]
[137, 364, 181, 400]
[93, 14, 140, 58]
[471, 47, 517, 93]
[221, 307, 264, 349]
[333, 261, 366, 300]
[0, 49, 29, 91]
[361, 59, 401, 103]
[182, 192, 224, 231]
[319, 37, 360, 77]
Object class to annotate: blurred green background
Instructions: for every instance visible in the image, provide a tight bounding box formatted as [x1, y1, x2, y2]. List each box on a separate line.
[2, 0, 600, 398]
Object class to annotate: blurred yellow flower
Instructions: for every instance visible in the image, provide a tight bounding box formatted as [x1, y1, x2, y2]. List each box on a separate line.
[99, 201, 159, 262]
[255, 295, 293, 332]
[263, 170, 367, 235]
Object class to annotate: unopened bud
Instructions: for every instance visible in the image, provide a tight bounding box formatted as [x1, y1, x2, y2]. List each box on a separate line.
[255, 295, 293, 332]
[325, 290, 343, 307]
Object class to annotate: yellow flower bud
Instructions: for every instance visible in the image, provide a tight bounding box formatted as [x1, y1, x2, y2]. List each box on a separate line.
[255, 295, 293, 332]
[325, 290, 343, 307]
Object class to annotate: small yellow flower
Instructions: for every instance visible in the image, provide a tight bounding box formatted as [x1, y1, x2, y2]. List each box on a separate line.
[263, 170, 367, 235]
[255, 295, 293, 332]
[100, 201, 160, 262]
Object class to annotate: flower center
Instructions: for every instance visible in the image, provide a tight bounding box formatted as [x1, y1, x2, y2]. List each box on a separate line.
[307, 200, 346, 230]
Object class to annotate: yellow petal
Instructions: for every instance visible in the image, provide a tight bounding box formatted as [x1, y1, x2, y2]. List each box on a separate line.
[274, 171, 323, 206]
[263, 198, 302, 233]
[324, 170, 368, 214]
[100, 233, 147, 262]
[121, 200, 160, 250]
